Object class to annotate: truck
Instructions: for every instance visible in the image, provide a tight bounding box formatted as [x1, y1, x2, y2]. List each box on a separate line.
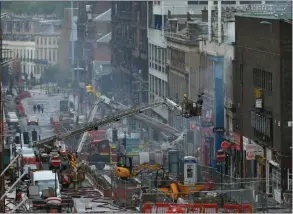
[28, 170, 74, 213]
[30, 170, 61, 197]
[59, 99, 70, 118]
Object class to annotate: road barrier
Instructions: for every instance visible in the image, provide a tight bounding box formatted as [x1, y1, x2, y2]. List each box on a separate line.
[142, 203, 253, 213]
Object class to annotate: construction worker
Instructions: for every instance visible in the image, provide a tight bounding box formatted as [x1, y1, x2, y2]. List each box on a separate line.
[78, 160, 86, 185]
[10, 164, 16, 183]
[182, 94, 190, 115]
[71, 168, 79, 192]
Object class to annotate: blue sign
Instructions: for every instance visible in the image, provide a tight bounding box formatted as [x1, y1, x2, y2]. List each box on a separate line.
[126, 138, 141, 154]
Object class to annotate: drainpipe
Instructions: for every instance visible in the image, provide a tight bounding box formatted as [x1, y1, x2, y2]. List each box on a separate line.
[217, 0, 222, 44]
[208, 0, 213, 42]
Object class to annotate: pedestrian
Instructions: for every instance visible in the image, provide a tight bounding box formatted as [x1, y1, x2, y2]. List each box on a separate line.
[37, 104, 41, 113]
[33, 105, 36, 113]
[41, 104, 44, 113]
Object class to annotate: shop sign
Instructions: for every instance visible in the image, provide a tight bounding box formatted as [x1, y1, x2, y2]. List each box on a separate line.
[245, 141, 264, 157]
[221, 141, 231, 150]
[246, 151, 255, 160]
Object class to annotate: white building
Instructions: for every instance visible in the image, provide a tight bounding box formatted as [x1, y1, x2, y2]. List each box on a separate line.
[148, 1, 188, 122]
[2, 40, 37, 79]
[35, 23, 60, 75]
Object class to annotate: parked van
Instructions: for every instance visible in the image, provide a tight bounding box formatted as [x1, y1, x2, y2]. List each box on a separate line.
[31, 170, 61, 197]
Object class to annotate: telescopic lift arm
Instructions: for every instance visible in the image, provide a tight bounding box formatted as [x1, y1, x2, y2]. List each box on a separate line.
[34, 97, 182, 150]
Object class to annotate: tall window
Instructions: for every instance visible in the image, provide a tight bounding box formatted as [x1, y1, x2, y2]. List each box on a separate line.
[170, 49, 185, 70]
[253, 68, 272, 91]
[53, 50, 56, 62]
[251, 110, 272, 139]
[49, 49, 52, 61]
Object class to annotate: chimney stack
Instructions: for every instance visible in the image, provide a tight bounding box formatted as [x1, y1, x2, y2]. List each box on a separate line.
[168, 18, 178, 33]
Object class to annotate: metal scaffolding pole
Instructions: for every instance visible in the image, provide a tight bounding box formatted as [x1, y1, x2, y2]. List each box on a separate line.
[0, 7, 6, 211]
[0, 154, 20, 177]
[10, 197, 28, 213]
[0, 172, 26, 201]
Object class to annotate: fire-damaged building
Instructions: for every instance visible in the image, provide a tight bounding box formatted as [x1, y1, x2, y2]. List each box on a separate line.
[111, 1, 149, 106]
[234, 14, 292, 203]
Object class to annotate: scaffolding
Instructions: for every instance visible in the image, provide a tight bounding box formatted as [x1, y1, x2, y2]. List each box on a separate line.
[0, 13, 6, 212]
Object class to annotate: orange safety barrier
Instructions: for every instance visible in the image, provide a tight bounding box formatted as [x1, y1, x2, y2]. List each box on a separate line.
[241, 204, 253, 213]
[142, 203, 219, 213]
[223, 204, 241, 213]
[223, 204, 253, 213]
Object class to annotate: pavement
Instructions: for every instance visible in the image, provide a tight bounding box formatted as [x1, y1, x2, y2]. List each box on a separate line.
[20, 88, 63, 139]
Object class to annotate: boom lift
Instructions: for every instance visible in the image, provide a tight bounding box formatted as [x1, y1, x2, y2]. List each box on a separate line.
[33, 95, 203, 151]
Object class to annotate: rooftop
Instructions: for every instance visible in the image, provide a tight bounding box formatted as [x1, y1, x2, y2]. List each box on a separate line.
[96, 32, 112, 43]
[93, 9, 111, 22]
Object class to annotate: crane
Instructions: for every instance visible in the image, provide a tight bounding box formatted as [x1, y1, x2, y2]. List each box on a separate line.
[34, 94, 203, 153]
[35, 97, 179, 149]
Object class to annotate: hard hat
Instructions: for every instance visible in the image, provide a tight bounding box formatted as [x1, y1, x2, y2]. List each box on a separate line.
[82, 160, 85, 164]
[184, 94, 187, 98]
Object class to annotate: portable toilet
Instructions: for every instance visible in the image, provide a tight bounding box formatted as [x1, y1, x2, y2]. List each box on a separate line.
[184, 156, 197, 185]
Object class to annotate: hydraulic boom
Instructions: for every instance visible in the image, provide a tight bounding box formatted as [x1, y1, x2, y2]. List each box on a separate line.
[34, 97, 182, 149]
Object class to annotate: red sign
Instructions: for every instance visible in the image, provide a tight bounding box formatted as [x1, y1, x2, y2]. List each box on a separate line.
[50, 157, 62, 168]
[216, 150, 226, 162]
[23, 157, 37, 165]
[221, 141, 231, 150]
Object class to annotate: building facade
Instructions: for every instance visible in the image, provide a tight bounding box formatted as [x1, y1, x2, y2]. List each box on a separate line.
[111, 1, 148, 107]
[1, 14, 61, 81]
[234, 15, 292, 203]
[2, 40, 36, 79]
[148, 1, 188, 123]
[35, 33, 60, 75]
[165, 18, 206, 131]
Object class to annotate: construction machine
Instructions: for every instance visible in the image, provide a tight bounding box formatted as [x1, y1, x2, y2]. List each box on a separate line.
[115, 155, 166, 179]
[115, 154, 208, 201]
[34, 95, 203, 150]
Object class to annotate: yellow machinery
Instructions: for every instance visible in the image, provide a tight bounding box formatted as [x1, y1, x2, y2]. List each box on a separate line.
[115, 155, 206, 201]
[115, 155, 165, 178]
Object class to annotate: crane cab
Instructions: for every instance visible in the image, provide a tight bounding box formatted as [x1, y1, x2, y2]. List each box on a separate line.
[115, 155, 134, 178]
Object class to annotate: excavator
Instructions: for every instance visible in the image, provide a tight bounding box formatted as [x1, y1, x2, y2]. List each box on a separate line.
[115, 155, 207, 202]
[115, 155, 166, 178]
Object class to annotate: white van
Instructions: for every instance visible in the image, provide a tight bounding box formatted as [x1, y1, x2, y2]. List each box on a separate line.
[31, 170, 61, 197]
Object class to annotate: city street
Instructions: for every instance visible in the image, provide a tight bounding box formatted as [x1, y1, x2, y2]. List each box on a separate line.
[20, 88, 63, 140]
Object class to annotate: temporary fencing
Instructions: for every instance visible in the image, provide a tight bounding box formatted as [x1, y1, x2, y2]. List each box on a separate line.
[141, 202, 253, 213]
[85, 164, 141, 208]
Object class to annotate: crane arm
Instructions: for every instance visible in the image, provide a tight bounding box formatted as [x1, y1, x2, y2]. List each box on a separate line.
[35, 99, 169, 148]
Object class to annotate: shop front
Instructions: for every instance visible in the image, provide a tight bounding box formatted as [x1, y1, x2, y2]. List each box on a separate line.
[266, 148, 292, 204]
[221, 132, 242, 178]
[242, 136, 264, 191]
